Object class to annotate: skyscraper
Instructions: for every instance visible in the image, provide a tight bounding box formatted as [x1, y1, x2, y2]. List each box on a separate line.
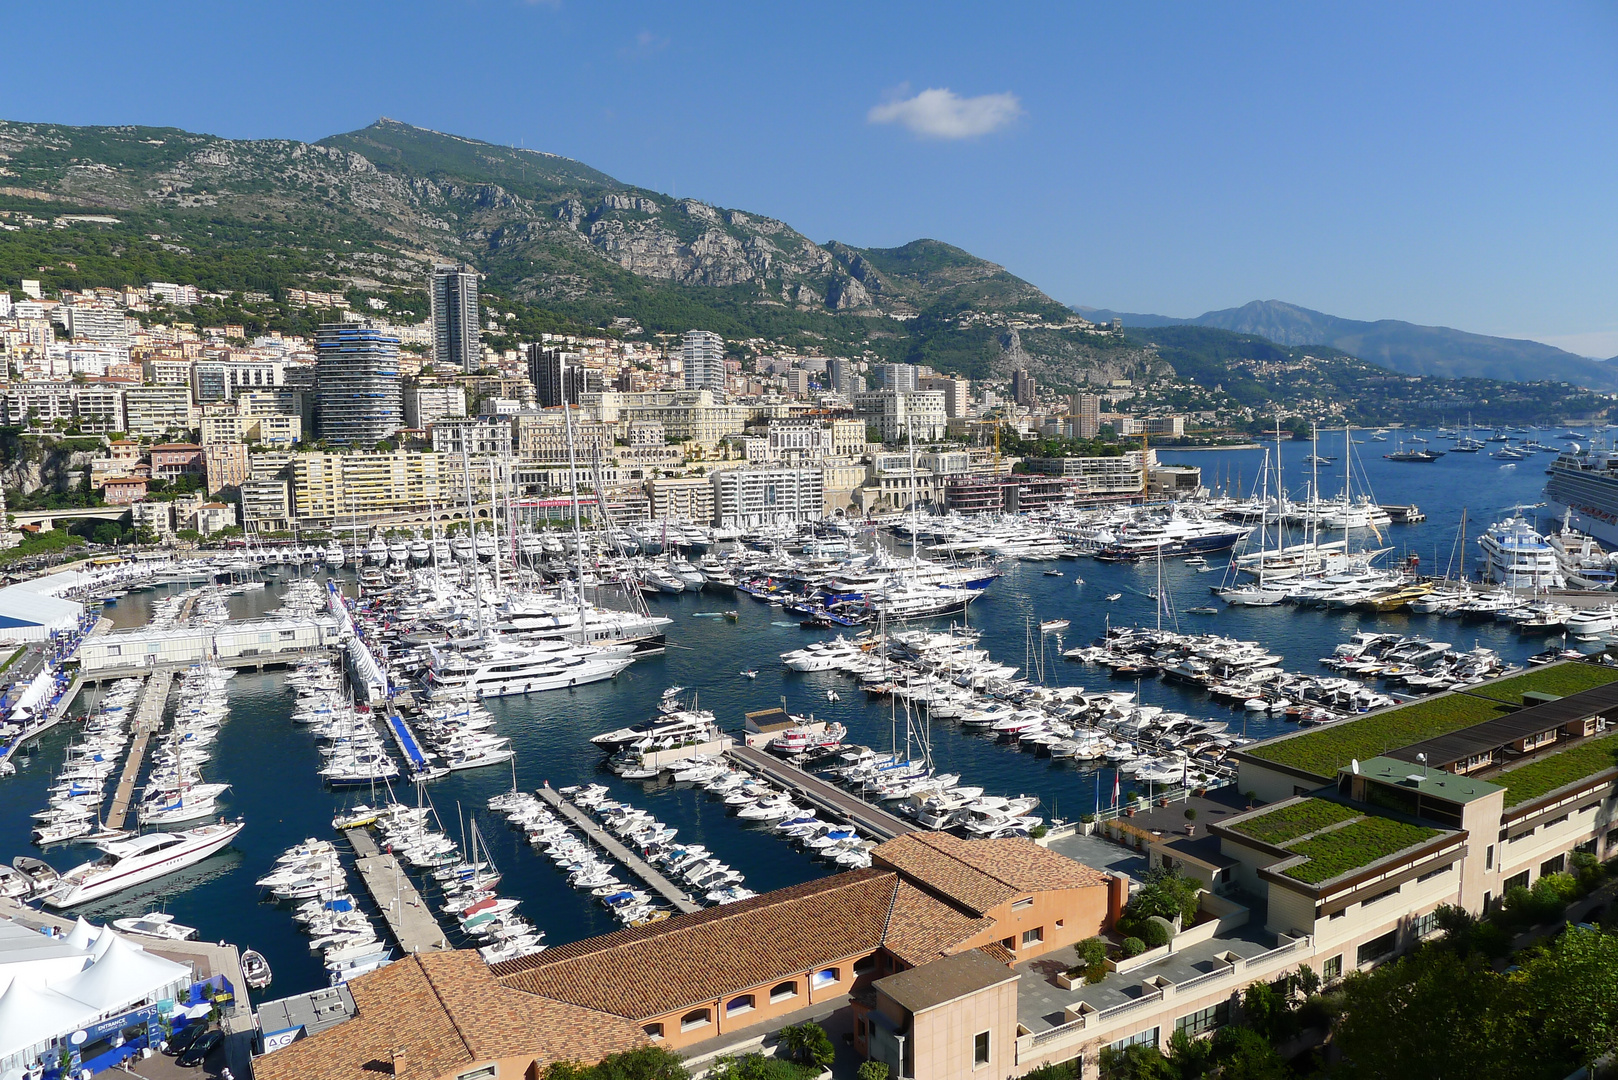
[1070, 393, 1101, 439]
[1012, 368, 1036, 407]
[682, 330, 727, 394]
[876, 363, 918, 392]
[429, 264, 481, 372]
[526, 344, 597, 407]
[315, 322, 403, 445]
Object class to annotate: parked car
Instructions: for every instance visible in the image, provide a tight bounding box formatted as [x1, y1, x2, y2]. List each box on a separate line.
[177, 1029, 224, 1068]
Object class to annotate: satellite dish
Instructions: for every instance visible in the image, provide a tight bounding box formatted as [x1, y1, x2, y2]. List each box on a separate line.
[1350, 759, 1360, 774]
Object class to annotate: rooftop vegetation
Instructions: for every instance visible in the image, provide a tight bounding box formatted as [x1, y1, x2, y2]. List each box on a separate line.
[1246, 694, 1509, 777]
[1227, 798, 1361, 846]
[1495, 731, 1618, 809]
[1464, 662, 1618, 705]
[1280, 817, 1441, 885]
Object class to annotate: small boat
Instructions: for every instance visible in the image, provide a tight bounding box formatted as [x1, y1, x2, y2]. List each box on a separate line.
[1043, 570, 1064, 577]
[826, 690, 841, 702]
[241, 949, 272, 990]
[739, 670, 758, 679]
[1184, 556, 1207, 566]
[112, 912, 198, 941]
[1186, 606, 1219, 615]
[1039, 619, 1070, 633]
[723, 611, 739, 621]
[1105, 593, 1122, 602]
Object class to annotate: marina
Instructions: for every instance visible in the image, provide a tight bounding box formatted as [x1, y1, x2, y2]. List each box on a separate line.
[103, 673, 173, 831]
[0, 427, 1615, 1006]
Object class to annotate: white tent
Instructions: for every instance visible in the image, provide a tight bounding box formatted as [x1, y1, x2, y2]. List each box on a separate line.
[62, 920, 95, 952]
[0, 582, 82, 643]
[0, 979, 97, 1063]
[53, 934, 187, 1015]
[0, 924, 92, 998]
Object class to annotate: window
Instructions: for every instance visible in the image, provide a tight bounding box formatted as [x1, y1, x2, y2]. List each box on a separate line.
[643, 1023, 664, 1041]
[1176, 1001, 1230, 1037]
[1362, 885, 1401, 906]
[456, 1069, 496, 1080]
[1608, 828, 1618, 851]
[727, 995, 755, 1016]
[1109, 1028, 1160, 1053]
[1012, 897, 1034, 910]
[770, 981, 798, 1004]
[1542, 854, 1566, 877]
[1021, 926, 1044, 947]
[1329, 909, 1347, 920]
[1002, 937, 1016, 952]
[1544, 814, 1569, 829]
[1416, 864, 1452, 883]
[107, 645, 120, 657]
[1577, 838, 1598, 856]
[680, 1009, 712, 1032]
[1485, 845, 1494, 870]
[1357, 930, 1398, 966]
[854, 953, 877, 975]
[1414, 911, 1440, 939]
[974, 1031, 990, 1068]
[810, 968, 839, 989]
[1504, 871, 1530, 892]
[1321, 955, 1343, 981]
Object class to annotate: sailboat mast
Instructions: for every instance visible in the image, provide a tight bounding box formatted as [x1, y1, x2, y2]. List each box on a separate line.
[562, 355, 589, 640]
[460, 443, 487, 640]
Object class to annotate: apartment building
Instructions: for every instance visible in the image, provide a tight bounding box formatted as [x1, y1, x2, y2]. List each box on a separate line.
[431, 416, 513, 456]
[314, 323, 403, 445]
[1070, 394, 1102, 439]
[200, 408, 302, 448]
[511, 411, 613, 465]
[64, 304, 130, 347]
[429, 264, 480, 372]
[149, 443, 204, 480]
[292, 451, 473, 524]
[203, 442, 250, 493]
[875, 362, 919, 392]
[1012, 367, 1037, 406]
[646, 475, 714, 524]
[402, 383, 468, 429]
[123, 385, 196, 436]
[1025, 451, 1149, 497]
[0, 382, 74, 425]
[240, 478, 292, 531]
[711, 466, 824, 528]
[918, 375, 973, 419]
[141, 358, 192, 387]
[853, 389, 948, 443]
[72, 385, 126, 434]
[681, 329, 726, 394]
[587, 390, 746, 448]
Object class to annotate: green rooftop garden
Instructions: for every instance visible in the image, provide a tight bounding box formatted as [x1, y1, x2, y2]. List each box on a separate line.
[1227, 798, 1361, 847]
[1246, 694, 1510, 777]
[1463, 662, 1618, 705]
[1280, 817, 1442, 885]
[1494, 731, 1618, 809]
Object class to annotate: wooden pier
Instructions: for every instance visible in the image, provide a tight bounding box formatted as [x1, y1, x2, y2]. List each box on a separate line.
[536, 785, 702, 914]
[726, 744, 917, 841]
[344, 827, 450, 954]
[105, 672, 174, 831]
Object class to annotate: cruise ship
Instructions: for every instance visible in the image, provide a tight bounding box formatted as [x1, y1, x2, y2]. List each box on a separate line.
[1477, 515, 1565, 589]
[1544, 447, 1618, 549]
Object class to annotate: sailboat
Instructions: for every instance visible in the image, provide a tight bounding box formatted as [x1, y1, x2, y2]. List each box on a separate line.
[1216, 430, 1289, 606]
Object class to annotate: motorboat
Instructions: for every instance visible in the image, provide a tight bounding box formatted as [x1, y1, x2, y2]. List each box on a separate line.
[113, 912, 199, 941]
[45, 820, 245, 907]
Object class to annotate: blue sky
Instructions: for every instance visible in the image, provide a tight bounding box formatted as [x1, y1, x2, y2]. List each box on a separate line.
[5, 2, 1617, 354]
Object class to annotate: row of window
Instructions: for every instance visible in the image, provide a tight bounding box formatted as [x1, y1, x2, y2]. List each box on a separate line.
[651, 971, 846, 1037]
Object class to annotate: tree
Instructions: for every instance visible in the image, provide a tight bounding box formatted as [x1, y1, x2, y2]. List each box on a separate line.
[777, 1021, 834, 1068]
[856, 1063, 889, 1080]
[1520, 924, 1618, 1067]
[542, 1045, 690, 1080]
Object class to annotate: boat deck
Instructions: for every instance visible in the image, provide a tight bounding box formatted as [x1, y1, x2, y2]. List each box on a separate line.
[106, 672, 175, 831]
[536, 785, 702, 915]
[344, 827, 450, 954]
[726, 744, 917, 840]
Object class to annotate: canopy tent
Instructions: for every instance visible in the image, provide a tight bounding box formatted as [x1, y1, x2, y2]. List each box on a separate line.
[0, 924, 92, 998]
[0, 979, 98, 1063]
[0, 582, 82, 644]
[62, 919, 95, 952]
[53, 934, 188, 1015]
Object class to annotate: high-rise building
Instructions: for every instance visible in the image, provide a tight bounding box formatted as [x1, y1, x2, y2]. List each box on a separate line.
[526, 345, 597, 407]
[1070, 393, 1101, 439]
[876, 363, 918, 392]
[315, 323, 403, 445]
[919, 375, 972, 419]
[827, 357, 862, 397]
[1012, 368, 1036, 407]
[429, 264, 481, 372]
[681, 330, 727, 394]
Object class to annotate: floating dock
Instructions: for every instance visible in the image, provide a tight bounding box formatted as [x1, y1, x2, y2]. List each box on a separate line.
[105, 672, 174, 831]
[536, 785, 702, 915]
[726, 744, 917, 841]
[383, 712, 434, 777]
[344, 827, 450, 954]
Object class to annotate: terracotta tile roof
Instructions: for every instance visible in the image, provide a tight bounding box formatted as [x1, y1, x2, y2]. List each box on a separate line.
[495, 869, 899, 1019]
[881, 881, 994, 967]
[253, 952, 643, 1080]
[872, 832, 1111, 915]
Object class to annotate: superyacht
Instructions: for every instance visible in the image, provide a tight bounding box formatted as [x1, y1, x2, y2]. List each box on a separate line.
[1477, 515, 1566, 590]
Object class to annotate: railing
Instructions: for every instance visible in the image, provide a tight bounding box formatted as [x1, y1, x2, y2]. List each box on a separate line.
[1174, 963, 1235, 995]
[1095, 988, 1163, 1023]
[1029, 1016, 1087, 1047]
[1247, 938, 1301, 967]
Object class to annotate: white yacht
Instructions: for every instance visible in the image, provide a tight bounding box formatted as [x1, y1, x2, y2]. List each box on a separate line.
[45, 820, 244, 907]
[1477, 515, 1565, 590]
[495, 595, 672, 652]
[426, 638, 634, 698]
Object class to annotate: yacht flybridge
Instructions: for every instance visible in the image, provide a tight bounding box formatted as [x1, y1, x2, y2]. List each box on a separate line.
[426, 637, 634, 699]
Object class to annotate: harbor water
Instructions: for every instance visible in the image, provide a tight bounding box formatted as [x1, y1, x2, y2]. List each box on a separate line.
[0, 428, 1590, 999]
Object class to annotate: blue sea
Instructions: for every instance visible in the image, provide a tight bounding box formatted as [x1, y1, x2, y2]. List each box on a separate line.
[0, 429, 1582, 998]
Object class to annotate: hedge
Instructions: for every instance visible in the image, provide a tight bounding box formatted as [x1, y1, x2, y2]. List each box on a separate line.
[1227, 798, 1361, 846]
[1281, 817, 1441, 884]
[1494, 731, 1618, 809]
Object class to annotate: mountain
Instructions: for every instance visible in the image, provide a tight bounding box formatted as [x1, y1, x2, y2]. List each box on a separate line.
[1073, 299, 1618, 391]
[0, 118, 1167, 387]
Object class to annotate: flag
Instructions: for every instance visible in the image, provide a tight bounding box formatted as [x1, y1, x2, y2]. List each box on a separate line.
[1111, 769, 1120, 809]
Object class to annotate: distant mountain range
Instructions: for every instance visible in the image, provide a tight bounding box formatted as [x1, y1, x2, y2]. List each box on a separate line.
[1073, 299, 1618, 391]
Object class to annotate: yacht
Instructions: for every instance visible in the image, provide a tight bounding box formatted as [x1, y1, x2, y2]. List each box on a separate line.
[426, 638, 635, 698]
[591, 708, 718, 751]
[1477, 515, 1566, 590]
[496, 595, 672, 652]
[323, 542, 345, 569]
[45, 820, 244, 907]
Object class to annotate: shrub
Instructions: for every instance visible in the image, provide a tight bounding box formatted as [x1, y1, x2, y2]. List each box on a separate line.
[856, 1064, 890, 1080]
[1139, 919, 1171, 949]
[1184, 807, 1197, 821]
[1122, 937, 1146, 957]
[777, 1022, 834, 1068]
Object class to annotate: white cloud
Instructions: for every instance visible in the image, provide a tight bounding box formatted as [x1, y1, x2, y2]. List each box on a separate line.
[1533, 330, 1618, 359]
[867, 87, 1023, 139]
